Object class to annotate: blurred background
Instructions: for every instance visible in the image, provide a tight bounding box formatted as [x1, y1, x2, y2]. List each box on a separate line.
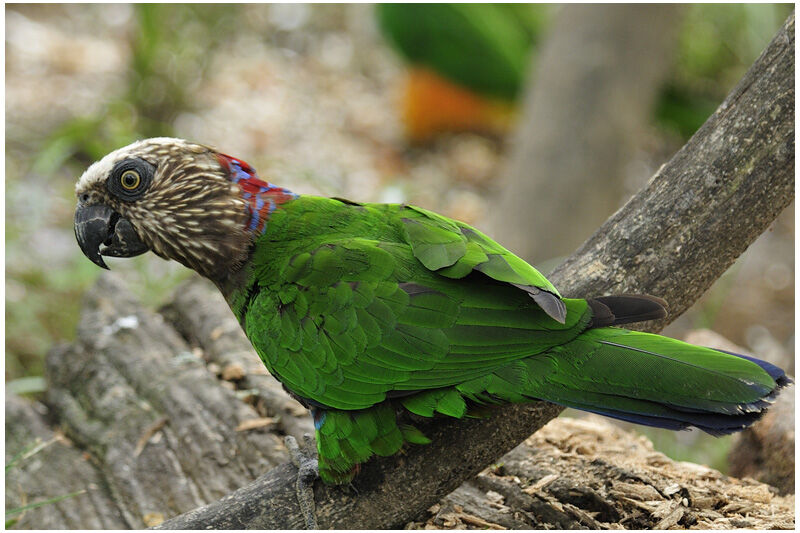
[5, 4, 793, 473]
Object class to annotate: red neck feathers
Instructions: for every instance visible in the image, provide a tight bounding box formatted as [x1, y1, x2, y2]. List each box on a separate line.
[216, 153, 297, 234]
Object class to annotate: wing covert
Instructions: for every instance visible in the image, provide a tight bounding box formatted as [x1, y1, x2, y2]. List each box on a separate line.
[399, 205, 566, 321]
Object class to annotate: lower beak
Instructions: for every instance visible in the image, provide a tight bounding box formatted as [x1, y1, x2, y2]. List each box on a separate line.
[74, 204, 149, 269]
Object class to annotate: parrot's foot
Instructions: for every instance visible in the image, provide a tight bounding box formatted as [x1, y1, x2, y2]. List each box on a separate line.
[285, 434, 319, 529]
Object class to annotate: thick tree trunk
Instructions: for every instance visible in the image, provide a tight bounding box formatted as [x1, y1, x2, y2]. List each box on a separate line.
[6, 12, 793, 531]
[488, 4, 683, 263]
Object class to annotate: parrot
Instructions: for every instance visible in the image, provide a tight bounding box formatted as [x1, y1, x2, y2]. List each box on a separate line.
[74, 138, 789, 490]
[376, 4, 547, 141]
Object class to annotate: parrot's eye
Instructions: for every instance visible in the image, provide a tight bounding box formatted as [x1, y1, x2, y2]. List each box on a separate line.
[108, 158, 154, 201]
[120, 170, 141, 190]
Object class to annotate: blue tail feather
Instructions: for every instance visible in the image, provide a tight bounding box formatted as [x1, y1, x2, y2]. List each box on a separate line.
[548, 395, 768, 437]
[533, 330, 791, 437]
[571, 403, 767, 437]
[714, 348, 792, 385]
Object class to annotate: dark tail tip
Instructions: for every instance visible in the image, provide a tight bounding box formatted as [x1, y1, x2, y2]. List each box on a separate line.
[589, 294, 669, 327]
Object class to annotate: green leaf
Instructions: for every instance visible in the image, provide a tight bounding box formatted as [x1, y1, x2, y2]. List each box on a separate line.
[5, 438, 55, 472]
[6, 377, 46, 396]
[5, 490, 86, 517]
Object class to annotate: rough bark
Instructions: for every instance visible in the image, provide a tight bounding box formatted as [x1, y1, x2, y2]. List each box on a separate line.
[11, 381, 792, 529]
[5, 392, 129, 529]
[5, 12, 793, 531]
[548, 13, 794, 321]
[37, 275, 290, 529]
[160, 284, 315, 442]
[407, 417, 794, 530]
[488, 4, 683, 263]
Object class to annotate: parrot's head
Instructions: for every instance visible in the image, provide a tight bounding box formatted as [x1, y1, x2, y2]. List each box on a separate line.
[74, 137, 295, 281]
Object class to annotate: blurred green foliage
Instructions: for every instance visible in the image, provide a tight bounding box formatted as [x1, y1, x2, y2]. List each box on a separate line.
[656, 4, 794, 138]
[128, 4, 239, 138]
[35, 4, 242, 171]
[378, 4, 790, 139]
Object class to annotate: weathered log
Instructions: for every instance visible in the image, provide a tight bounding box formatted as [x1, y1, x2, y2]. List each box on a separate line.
[549, 12, 795, 320]
[160, 282, 315, 441]
[5, 391, 128, 529]
[7, 382, 794, 529]
[42, 274, 289, 528]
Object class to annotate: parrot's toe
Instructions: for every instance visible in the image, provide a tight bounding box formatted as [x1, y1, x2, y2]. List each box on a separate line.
[285, 434, 319, 529]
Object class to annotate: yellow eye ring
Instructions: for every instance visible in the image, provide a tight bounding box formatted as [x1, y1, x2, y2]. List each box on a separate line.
[120, 170, 141, 190]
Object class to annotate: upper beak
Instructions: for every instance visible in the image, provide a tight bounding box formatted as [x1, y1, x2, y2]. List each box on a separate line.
[74, 204, 149, 269]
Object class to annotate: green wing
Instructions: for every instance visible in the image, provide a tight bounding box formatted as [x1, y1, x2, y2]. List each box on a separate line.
[245, 231, 588, 412]
[399, 205, 566, 322]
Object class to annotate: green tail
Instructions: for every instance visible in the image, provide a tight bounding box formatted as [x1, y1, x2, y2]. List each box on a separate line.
[315, 324, 787, 484]
[522, 328, 787, 435]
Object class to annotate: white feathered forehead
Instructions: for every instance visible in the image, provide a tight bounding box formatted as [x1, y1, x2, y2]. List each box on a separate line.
[75, 137, 211, 193]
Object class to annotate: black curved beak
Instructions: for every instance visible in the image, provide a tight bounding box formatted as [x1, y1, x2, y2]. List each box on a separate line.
[74, 204, 149, 269]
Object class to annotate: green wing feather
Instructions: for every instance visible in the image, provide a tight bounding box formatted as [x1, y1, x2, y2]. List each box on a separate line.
[399, 205, 559, 294]
[399, 205, 566, 322]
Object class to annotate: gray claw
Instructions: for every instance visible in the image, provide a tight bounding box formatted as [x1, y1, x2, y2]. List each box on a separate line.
[285, 434, 319, 529]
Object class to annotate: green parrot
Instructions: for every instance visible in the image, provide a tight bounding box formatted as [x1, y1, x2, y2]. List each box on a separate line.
[375, 4, 548, 141]
[75, 138, 789, 488]
[376, 3, 547, 101]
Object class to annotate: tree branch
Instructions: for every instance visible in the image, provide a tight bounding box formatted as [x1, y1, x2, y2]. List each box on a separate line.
[488, 4, 683, 262]
[156, 12, 795, 530]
